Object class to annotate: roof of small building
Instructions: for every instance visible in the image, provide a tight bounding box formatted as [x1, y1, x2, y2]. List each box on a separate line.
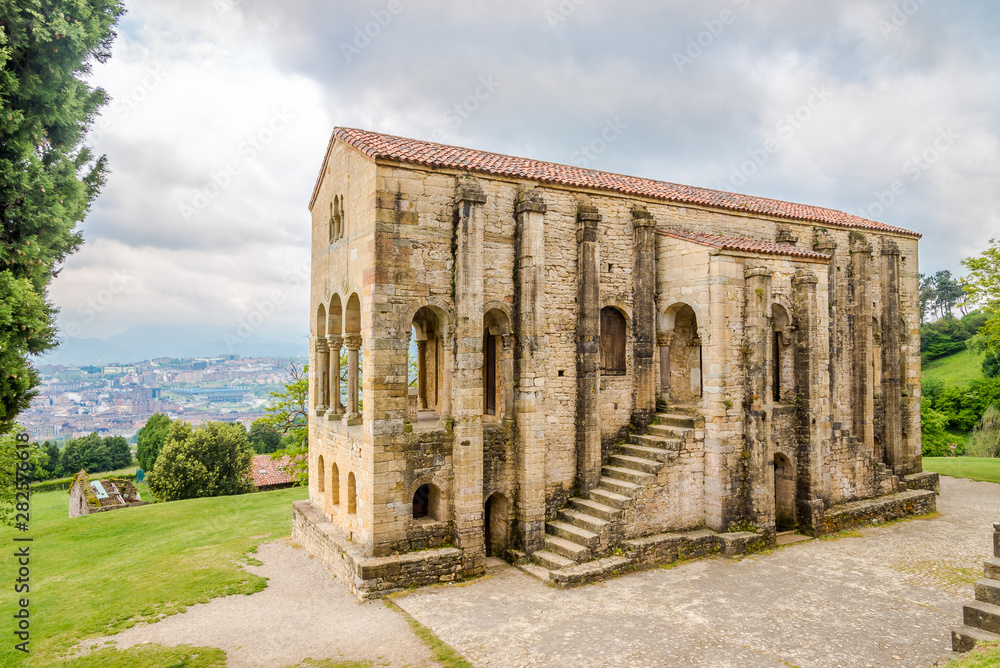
[250, 455, 294, 489]
[317, 127, 920, 238]
[660, 230, 833, 261]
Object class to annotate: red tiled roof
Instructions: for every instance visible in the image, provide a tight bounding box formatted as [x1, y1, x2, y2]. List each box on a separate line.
[315, 127, 919, 238]
[660, 230, 832, 261]
[250, 455, 294, 489]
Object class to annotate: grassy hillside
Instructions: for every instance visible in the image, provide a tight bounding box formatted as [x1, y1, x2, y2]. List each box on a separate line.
[923, 457, 1000, 485]
[923, 348, 984, 387]
[0, 485, 307, 666]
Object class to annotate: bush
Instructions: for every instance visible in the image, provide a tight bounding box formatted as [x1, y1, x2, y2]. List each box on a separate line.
[967, 405, 1000, 458]
[921, 398, 955, 457]
[147, 421, 254, 502]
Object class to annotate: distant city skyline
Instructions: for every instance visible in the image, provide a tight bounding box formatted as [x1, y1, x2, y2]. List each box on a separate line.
[46, 0, 1000, 359]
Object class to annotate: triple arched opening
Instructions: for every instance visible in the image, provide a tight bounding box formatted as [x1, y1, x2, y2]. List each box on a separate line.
[314, 293, 362, 419]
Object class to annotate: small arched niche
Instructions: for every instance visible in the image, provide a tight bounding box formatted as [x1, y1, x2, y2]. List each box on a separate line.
[412, 483, 441, 521]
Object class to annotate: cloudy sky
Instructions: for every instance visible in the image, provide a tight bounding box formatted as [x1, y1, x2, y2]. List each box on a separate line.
[44, 0, 1000, 364]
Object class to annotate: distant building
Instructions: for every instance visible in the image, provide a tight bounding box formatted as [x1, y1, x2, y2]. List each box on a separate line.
[68, 471, 146, 518]
[250, 455, 297, 491]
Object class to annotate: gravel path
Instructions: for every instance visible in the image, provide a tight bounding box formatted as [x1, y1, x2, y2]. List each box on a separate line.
[80, 539, 435, 667]
[76, 475, 997, 667]
[395, 475, 998, 668]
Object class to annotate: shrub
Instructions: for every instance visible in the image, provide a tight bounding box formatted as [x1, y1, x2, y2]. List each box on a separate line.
[147, 421, 254, 502]
[967, 405, 1000, 458]
[921, 398, 955, 457]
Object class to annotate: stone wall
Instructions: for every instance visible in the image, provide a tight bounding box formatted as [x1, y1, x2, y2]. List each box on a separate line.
[306, 135, 924, 573]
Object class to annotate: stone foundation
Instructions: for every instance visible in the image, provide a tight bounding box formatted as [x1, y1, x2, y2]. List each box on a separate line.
[292, 500, 462, 599]
[812, 489, 937, 536]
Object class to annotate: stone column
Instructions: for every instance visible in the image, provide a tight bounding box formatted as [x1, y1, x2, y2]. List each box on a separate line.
[881, 241, 904, 474]
[576, 203, 602, 493]
[850, 238, 875, 454]
[327, 335, 343, 418]
[632, 207, 657, 429]
[793, 270, 826, 531]
[344, 333, 362, 425]
[501, 334, 515, 424]
[657, 331, 672, 407]
[416, 340, 428, 410]
[744, 266, 773, 531]
[315, 337, 329, 416]
[438, 327, 453, 427]
[515, 190, 547, 553]
[452, 176, 487, 575]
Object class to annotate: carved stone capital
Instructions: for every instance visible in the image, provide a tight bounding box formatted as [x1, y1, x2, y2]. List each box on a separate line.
[577, 204, 602, 225]
[745, 266, 772, 280]
[793, 270, 819, 286]
[516, 189, 547, 215]
[657, 331, 673, 347]
[343, 334, 362, 351]
[631, 206, 655, 228]
[455, 176, 487, 205]
[326, 335, 343, 352]
[315, 337, 329, 353]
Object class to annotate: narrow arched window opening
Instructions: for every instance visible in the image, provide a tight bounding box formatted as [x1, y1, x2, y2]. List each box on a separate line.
[600, 307, 627, 376]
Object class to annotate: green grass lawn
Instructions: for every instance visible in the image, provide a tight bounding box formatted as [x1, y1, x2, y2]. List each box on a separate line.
[923, 457, 1000, 485]
[0, 485, 307, 666]
[923, 348, 985, 387]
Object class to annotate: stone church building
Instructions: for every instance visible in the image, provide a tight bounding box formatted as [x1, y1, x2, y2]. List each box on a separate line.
[292, 127, 937, 597]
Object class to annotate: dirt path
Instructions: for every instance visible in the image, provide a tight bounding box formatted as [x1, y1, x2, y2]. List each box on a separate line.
[81, 539, 435, 667]
[78, 475, 996, 667]
[395, 475, 997, 668]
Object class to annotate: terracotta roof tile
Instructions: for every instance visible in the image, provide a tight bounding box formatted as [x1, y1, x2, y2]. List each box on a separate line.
[660, 230, 832, 261]
[250, 455, 295, 489]
[316, 127, 919, 238]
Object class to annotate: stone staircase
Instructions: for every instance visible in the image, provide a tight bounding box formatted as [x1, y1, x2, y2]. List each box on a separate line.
[530, 412, 699, 572]
[952, 522, 1000, 652]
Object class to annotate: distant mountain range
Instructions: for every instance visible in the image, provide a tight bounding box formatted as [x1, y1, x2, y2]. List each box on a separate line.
[37, 324, 309, 366]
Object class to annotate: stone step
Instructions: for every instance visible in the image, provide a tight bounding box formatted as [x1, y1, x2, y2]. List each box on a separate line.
[621, 442, 675, 462]
[985, 557, 1000, 580]
[609, 454, 661, 475]
[647, 424, 688, 439]
[589, 487, 631, 509]
[952, 624, 1000, 653]
[655, 413, 701, 429]
[622, 434, 684, 452]
[532, 549, 575, 571]
[603, 465, 654, 485]
[976, 579, 1000, 607]
[546, 520, 599, 548]
[570, 497, 620, 521]
[964, 599, 1000, 634]
[599, 475, 642, 496]
[544, 535, 591, 561]
[559, 508, 610, 534]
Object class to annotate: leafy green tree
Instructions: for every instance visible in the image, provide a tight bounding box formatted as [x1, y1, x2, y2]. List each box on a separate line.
[40, 440, 59, 479]
[963, 239, 1000, 358]
[147, 421, 255, 502]
[920, 397, 954, 457]
[0, 0, 125, 436]
[0, 427, 44, 526]
[261, 363, 308, 483]
[103, 435, 132, 469]
[248, 419, 282, 454]
[919, 273, 936, 322]
[136, 412, 171, 472]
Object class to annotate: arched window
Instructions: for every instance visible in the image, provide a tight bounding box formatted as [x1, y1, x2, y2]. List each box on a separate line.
[316, 455, 325, 494]
[347, 472, 357, 515]
[600, 307, 627, 376]
[330, 463, 340, 506]
[412, 483, 441, 520]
